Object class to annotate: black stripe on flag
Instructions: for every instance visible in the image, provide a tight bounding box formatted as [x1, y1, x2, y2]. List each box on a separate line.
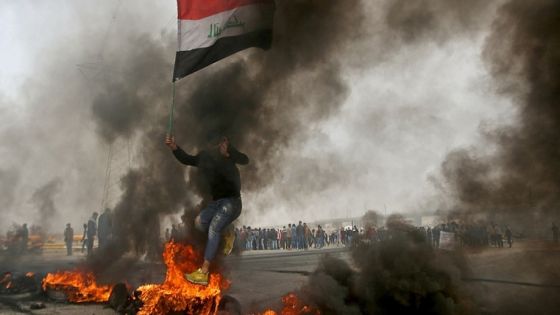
[173, 29, 272, 81]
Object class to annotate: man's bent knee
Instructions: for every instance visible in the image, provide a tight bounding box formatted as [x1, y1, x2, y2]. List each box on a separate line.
[195, 216, 206, 232]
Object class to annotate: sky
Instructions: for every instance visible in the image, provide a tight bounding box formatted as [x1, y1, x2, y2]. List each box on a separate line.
[0, 0, 514, 232]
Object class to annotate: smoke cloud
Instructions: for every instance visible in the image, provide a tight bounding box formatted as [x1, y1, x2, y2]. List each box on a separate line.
[80, 0, 371, 265]
[2, 0, 543, 266]
[30, 178, 62, 231]
[169, 0, 368, 193]
[0, 0, 510, 235]
[384, 0, 492, 43]
[0, 169, 18, 214]
[293, 216, 472, 315]
[438, 0, 560, 223]
[1, 1, 557, 313]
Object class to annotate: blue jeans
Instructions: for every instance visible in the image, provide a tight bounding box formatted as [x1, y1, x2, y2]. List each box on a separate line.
[196, 197, 242, 261]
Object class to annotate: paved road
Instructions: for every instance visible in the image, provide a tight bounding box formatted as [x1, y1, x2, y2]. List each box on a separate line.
[461, 241, 560, 315]
[225, 248, 350, 312]
[1, 242, 559, 314]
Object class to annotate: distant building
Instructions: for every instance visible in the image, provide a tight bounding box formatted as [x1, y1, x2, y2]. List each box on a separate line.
[421, 215, 439, 227]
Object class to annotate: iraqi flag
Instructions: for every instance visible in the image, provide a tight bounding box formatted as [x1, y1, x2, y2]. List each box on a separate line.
[172, 0, 275, 81]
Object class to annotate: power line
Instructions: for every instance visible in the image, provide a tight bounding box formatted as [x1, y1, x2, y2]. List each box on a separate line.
[97, 0, 123, 62]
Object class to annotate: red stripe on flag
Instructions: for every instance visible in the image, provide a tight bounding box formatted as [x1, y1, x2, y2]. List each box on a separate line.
[177, 0, 272, 20]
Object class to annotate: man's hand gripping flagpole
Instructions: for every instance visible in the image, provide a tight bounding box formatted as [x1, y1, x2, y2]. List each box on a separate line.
[165, 81, 177, 148]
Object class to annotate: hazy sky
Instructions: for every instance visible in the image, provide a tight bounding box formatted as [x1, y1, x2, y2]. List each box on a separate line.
[0, 1, 514, 231]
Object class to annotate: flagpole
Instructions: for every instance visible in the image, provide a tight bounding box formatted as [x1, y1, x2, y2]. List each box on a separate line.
[166, 81, 176, 137]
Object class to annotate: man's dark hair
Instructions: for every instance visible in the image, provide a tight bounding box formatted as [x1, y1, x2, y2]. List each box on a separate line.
[206, 130, 226, 145]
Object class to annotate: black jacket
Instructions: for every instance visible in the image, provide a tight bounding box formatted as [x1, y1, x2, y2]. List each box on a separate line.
[173, 145, 249, 200]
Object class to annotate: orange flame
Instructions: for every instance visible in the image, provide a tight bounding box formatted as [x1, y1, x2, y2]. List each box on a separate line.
[260, 293, 320, 315]
[25, 272, 35, 278]
[136, 242, 229, 315]
[39, 242, 228, 313]
[41, 270, 112, 303]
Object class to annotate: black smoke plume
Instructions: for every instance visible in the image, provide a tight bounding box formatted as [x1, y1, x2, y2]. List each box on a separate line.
[172, 0, 365, 194]
[439, 0, 560, 223]
[86, 36, 190, 270]
[293, 215, 473, 315]
[30, 178, 62, 232]
[384, 0, 491, 43]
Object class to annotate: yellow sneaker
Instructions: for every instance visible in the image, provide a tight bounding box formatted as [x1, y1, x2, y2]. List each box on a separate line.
[222, 227, 236, 256]
[185, 268, 209, 286]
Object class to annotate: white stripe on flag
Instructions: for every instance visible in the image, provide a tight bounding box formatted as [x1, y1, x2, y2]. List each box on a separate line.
[178, 3, 274, 52]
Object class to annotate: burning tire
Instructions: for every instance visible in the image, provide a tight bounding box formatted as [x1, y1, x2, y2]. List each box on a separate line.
[217, 295, 241, 315]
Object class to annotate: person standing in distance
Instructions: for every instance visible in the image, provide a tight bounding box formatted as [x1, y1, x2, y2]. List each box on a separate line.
[86, 212, 98, 256]
[64, 223, 74, 256]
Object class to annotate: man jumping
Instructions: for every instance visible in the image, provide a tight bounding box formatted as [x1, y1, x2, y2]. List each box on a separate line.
[165, 134, 249, 285]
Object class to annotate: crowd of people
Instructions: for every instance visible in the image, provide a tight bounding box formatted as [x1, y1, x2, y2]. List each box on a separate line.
[160, 218, 560, 254]
[422, 222, 516, 248]
[3, 214, 558, 257]
[421, 221, 560, 248]
[231, 222, 367, 252]
[226, 220, 559, 252]
[67, 217, 560, 256]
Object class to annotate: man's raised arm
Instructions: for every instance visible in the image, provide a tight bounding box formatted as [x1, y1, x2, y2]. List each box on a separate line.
[165, 136, 199, 166]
